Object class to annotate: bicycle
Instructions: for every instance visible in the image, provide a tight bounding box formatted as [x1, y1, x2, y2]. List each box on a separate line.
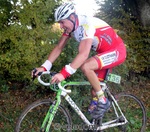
[15, 69, 147, 132]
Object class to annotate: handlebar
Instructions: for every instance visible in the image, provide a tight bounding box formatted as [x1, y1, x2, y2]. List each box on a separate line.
[37, 71, 71, 93]
[58, 83, 71, 93]
[37, 71, 50, 86]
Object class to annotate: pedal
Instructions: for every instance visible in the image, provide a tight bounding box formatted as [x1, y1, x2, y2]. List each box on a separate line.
[90, 118, 103, 132]
[118, 116, 127, 131]
[118, 116, 125, 122]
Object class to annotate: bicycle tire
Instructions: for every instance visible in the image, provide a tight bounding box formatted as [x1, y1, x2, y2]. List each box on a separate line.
[102, 93, 147, 132]
[15, 98, 72, 132]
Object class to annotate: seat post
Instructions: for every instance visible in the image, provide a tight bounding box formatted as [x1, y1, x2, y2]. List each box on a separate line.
[104, 69, 112, 81]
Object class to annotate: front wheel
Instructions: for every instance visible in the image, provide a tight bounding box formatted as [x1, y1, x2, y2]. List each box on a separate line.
[15, 98, 72, 132]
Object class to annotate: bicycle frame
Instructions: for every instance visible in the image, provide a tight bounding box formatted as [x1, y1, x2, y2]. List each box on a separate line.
[39, 79, 128, 131]
[40, 90, 62, 131]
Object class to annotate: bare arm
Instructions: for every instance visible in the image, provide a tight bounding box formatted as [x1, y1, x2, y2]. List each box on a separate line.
[48, 35, 69, 63]
[32, 35, 69, 76]
[50, 38, 93, 84]
[70, 38, 93, 69]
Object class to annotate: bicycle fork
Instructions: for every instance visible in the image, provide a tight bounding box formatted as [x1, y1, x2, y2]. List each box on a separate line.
[40, 90, 62, 132]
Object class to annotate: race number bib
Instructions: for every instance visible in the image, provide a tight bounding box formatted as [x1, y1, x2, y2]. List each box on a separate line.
[107, 74, 121, 84]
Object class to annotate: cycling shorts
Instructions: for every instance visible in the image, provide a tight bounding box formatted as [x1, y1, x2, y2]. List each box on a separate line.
[93, 42, 126, 81]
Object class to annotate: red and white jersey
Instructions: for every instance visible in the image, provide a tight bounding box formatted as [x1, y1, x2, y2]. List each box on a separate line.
[62, 15, 126, 80]
[63, 15, 123, 53]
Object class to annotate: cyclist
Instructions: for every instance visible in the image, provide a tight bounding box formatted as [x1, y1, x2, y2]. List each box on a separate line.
[32, 2, 126, 119]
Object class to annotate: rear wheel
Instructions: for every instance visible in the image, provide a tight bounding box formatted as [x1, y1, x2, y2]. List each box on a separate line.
[102, 93, 147, 132]
[15, 99, 72, 132]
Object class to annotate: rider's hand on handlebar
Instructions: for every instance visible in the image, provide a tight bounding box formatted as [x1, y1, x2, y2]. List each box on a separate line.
[31, 67, 45, 80]
[51, 73, 65, 84]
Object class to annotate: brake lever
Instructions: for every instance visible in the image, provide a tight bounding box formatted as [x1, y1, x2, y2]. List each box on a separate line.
[32, 68, 42, 81]
[32, 69, 37, 81]
[50, 72, 57, 76]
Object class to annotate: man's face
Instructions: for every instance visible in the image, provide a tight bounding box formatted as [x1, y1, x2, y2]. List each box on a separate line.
[59, 19, 73, 34]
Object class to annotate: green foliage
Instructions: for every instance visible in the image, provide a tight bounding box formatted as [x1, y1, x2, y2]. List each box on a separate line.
[0, 0, 12, 30]
[1, 84, 9, 93]
[0, 0, 61, 86]
[0, 0, 149, 91]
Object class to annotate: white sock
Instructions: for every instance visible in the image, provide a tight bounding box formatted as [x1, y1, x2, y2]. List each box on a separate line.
[96, 90, 106, 104]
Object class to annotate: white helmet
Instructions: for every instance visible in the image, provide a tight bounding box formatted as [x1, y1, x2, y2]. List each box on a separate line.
[54, 2, 75, 22]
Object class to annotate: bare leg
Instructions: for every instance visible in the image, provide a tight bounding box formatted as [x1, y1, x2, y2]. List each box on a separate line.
[80, 57, 102, 93]
[81, 57, 110, 117]
[91, 88, 97, 98]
